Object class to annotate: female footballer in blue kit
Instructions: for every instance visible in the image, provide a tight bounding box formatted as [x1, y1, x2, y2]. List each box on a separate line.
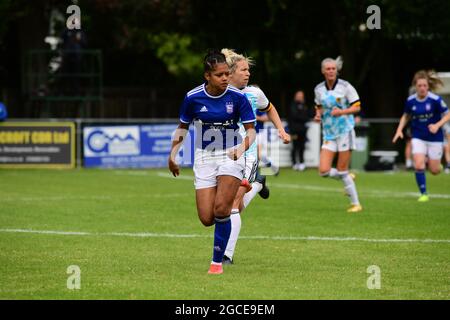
[393, 70, 450, 202]
[168, 50, 256, 274]
[314, 57, 363, 213]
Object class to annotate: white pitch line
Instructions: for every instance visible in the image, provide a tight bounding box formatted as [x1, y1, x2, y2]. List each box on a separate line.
[112, 171, 450, 199]
[0, 229, 91, 236]
[0, 228, 449, 244]
[1, 195, 113, 202]
[270, 183, 450, 199]
[156, 172, 195, 181]
[1, 193, 188, 202]
[153, 171, 450, 199]
[270, 182, 450, 199]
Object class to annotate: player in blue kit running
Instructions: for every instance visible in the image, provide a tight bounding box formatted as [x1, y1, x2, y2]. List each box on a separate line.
[314, 57, 363, 213]
[393, 70, 450, 202]
[168, 50, 256, 274]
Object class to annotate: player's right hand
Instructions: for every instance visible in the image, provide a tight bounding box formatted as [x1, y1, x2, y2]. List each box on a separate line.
[168, 158, 179, 177]
[392, 131, 403, 143]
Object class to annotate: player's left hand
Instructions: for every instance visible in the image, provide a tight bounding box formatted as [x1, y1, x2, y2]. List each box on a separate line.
[331, 107, 342, 117]
[428, 123, 439, 134]
[278, 130, 291, 144]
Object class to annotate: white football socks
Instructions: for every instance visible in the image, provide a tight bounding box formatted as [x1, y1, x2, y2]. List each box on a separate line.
[340, 171, 360, 205]
[243, 182, 263, 208]
[224, 209, 241, 260]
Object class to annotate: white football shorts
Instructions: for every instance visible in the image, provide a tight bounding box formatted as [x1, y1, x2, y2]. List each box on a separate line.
[411, 138, 443, 160]
[243, 155, 259, 183]
[321, 129, 356, 152]
[193, 148, 246, 189]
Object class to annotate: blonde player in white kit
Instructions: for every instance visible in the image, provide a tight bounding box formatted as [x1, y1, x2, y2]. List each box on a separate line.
[314, 57, 363, 213]
[221, 48, 291, 264]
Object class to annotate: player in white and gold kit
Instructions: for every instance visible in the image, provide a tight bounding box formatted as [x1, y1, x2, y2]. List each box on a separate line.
[314, 57, 362, 213]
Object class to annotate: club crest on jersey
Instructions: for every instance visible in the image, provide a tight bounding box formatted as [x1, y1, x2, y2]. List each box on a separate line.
[226, 102, 234, 114]
[425, 103, 431, 111]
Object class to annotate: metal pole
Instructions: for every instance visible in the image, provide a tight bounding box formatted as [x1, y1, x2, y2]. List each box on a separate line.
[76, 118, 82, 168]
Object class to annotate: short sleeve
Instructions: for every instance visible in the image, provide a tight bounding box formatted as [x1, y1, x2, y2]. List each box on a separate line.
[346, 83, 360, 105]
[437, 97, 449, 115]
[404, 99, 412, 115]
[179, 95, 193, 124]
[254, 87, 270, 111]
[239, 94, 256, 124]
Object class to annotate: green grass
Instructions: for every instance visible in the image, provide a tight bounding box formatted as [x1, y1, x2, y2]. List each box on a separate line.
[0, 168, 449, 299]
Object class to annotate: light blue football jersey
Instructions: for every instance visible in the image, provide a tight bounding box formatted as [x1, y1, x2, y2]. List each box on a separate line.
[239, 86, 270, 158]
[314, 79, 360, 141]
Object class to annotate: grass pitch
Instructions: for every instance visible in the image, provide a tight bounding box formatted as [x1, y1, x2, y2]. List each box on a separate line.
[0, 168, 449, 299]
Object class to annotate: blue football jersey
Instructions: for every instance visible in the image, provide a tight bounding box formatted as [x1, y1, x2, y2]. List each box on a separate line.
[0, 102, 7, 121]
[179, 84, 255, 150]
[404, 92, 449, 142]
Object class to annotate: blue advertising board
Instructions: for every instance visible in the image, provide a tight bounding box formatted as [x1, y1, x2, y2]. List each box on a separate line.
[83, 124, 194, 168]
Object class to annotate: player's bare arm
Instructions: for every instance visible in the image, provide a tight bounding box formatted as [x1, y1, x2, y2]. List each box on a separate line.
[393, 114, 411, 143]
[314, 105, 323, 122]
[266, 104, 291, 144]
[428, 112, 450, 134]
[168, 122, 189, 177]
[228, 123, 256, 160]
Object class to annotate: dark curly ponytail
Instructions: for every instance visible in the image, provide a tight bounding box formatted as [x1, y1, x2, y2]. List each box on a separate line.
[204, 49, 227, 72]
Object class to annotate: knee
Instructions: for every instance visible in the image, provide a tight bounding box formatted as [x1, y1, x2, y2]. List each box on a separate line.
[414, 164, 425, 171]
[430, 167, 441, 175]
[213, 203, 231, 218]
[197, 209, 215, 227]
[199, 216, 215, 227]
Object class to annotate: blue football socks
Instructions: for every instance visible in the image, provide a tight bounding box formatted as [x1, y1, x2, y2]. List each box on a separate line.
[415, 170, 427, 195]
[212, 216, 231, 264]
